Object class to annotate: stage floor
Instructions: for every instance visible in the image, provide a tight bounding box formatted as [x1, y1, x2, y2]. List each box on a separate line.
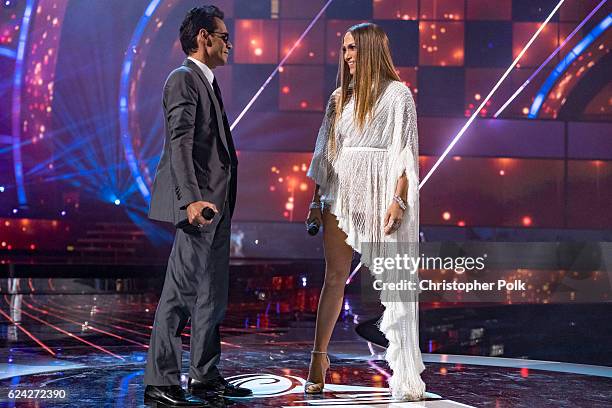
[0, 277, 610, 407]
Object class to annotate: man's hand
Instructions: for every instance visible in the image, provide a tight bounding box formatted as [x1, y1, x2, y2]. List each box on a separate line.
[186, 201, 219, 227]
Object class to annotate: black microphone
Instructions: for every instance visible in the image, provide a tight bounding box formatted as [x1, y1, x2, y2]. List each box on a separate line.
[202, 207, 215, 220]
[306, 220, 320, 236]
[177, 207, 215, 229]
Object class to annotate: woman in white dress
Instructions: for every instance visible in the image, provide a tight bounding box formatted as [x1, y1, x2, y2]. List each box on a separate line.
[304, 23, 425, 400]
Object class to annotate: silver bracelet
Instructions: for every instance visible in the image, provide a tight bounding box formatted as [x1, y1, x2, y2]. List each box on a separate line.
[309, 201, 323, 210]
[393, 195, 407, 211]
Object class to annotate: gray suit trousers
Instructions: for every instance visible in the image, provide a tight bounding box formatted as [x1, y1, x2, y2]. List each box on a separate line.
[144, 203, 230, 386]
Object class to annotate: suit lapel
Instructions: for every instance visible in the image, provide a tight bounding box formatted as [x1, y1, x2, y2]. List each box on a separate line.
[182, 59, 230, 155]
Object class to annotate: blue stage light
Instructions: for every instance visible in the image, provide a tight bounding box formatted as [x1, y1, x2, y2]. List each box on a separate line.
[11, 0, 35, 206]
[118, 0, 162, 203]
[114, 199, 121, 206]
[528, 13, 612, 118]
[0, 47, 16, 58]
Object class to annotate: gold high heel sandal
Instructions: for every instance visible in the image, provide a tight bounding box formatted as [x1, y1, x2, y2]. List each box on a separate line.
[304, 350, 330, 394]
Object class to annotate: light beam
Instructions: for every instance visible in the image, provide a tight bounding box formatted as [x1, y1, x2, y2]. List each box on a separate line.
[419, 0, 566, 190]
[494, 0, 608, 118]
[230, 0, 335, 131]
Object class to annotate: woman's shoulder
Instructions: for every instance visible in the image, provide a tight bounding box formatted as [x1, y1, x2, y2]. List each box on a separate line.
[326, 87, 342, 109]
[382, 81, 414, 106]
[330, 87, 342, 101]
[385, 80, 413, 97]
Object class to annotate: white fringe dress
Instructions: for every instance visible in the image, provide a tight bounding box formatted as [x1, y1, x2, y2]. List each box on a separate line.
[307, 80, 426, 400]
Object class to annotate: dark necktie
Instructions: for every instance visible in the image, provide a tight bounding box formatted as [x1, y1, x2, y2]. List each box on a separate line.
[212, 78, 237, 164]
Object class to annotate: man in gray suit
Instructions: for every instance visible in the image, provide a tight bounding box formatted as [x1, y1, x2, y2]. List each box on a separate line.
[144, 6, 251, 407]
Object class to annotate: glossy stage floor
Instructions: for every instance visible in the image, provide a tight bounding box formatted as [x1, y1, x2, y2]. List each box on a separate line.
[0, 263, 611, 407]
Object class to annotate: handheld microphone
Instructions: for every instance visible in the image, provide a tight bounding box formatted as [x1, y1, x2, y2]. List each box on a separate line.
[306, 220, 320, 236]
[177, 206, 215, 229]
[201, 207, 215, 220]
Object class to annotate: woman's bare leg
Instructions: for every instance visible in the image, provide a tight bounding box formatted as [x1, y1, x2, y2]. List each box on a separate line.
[307, 209, 354, 383]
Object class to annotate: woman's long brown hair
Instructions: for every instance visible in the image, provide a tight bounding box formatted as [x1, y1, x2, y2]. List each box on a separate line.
[328, 23, 401, 156]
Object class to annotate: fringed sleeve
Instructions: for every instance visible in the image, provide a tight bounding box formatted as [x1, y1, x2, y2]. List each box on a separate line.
[388, 86, 419, 211]
[306, 90, 338, 196]
[378, 83, 426, 401]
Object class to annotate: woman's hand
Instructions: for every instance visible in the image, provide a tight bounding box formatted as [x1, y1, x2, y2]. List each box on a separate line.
[306, 207, 323, 229]
[383, 201, 404, 235]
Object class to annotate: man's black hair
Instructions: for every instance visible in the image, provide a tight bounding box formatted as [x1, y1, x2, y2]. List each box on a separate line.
[179, 5, 224, 55]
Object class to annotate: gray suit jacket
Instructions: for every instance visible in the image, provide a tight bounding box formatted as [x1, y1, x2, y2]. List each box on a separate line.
[148, 59, 238, 230]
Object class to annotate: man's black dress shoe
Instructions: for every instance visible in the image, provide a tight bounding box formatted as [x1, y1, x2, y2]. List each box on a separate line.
[144, 385, 208, 407]
[189, 377, 253, 398]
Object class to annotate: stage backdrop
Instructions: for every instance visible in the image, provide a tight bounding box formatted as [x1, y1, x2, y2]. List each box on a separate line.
[0, 0, 610, 241]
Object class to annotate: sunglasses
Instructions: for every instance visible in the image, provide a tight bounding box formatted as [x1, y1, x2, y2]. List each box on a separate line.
[209, 31, 230, 45]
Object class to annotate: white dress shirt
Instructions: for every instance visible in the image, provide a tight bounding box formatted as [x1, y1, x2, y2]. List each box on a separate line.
[187, 56, 214, 85]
